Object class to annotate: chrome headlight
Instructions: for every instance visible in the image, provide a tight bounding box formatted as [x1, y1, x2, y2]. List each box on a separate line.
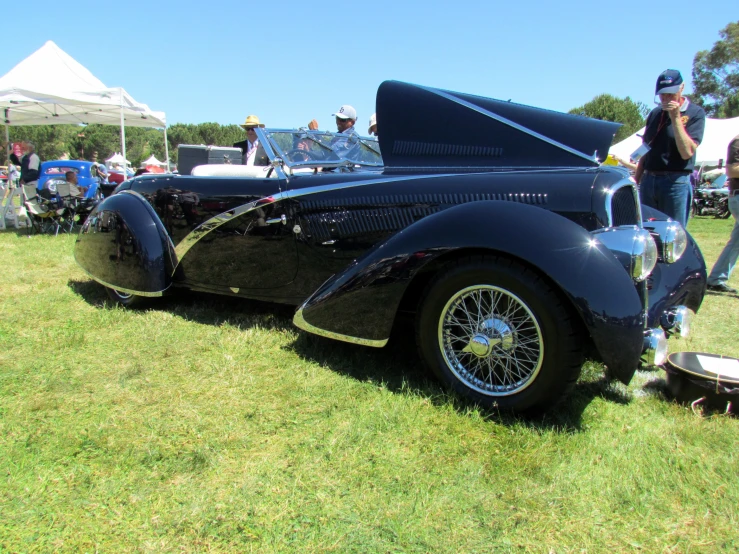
[644, 220, 688, 263]
[592, 226, 658, 282]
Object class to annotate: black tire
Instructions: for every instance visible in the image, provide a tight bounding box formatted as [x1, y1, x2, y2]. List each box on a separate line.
[715, 203, 731, 219]
[416, 255, 584, 413]
[105, 287, 145, 308]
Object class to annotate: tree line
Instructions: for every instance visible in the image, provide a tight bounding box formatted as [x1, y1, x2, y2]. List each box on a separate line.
[2, 122, 248, 168]
[5, 21, 736, 167]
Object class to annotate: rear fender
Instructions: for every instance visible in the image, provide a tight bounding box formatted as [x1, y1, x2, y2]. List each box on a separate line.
[74, 191, 176, 295]
[295, 201, 645, 383]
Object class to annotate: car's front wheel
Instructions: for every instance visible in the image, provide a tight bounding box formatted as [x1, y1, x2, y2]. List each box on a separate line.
[416, 255, 584, 413]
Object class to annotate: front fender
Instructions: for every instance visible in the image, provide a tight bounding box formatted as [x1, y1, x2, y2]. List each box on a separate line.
[641, 205, 707, 324]
[74, 191, 176, 295]
[295, 201, 646, 383]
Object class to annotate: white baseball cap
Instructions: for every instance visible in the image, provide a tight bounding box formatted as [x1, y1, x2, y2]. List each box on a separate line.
[332, 105, 357, 120]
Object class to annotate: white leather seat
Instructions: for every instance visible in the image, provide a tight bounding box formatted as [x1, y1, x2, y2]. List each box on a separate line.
[191, 164, 277, 178]
[191, 164, 317, 178]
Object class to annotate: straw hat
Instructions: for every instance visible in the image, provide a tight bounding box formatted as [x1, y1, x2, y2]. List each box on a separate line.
[240, 115, 265, 129]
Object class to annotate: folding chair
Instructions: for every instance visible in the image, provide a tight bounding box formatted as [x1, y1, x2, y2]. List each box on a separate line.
[22, 182, 67, 235]
[54, 182, 82, 233]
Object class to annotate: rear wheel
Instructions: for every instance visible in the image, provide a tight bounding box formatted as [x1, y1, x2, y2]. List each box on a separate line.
[416, 255, 584, 413]
[106, 287, 145, 308]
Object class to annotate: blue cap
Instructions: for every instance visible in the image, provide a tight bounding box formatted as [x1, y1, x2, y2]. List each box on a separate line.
[656, 69, 683, 95]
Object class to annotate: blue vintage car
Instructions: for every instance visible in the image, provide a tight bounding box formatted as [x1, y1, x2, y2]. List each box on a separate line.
[37, 160, 102, 200]
[74, 81, 707, 413]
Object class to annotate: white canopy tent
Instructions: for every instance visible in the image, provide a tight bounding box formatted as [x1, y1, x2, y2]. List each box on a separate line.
[142, 154, 166, 166]
[106, 152, 131, 165]
[610, 116, 739, 167]
[0, 40, 169, 168]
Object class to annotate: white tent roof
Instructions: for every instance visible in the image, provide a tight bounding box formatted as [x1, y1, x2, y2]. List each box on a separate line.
[106, 152, 130, 164]
[142, 154, 166, 166]
[610, 116, 739, 166]
[0, 41, 166, 127]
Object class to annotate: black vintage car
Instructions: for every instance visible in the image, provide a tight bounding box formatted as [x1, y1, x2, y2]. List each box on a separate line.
[74, 81, 707, 413]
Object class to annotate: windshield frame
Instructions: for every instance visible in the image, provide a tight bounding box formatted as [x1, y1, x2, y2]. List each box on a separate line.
[255, 128, 382, 171]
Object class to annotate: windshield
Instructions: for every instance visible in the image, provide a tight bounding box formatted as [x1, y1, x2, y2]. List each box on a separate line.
[259, 129, 382, 170]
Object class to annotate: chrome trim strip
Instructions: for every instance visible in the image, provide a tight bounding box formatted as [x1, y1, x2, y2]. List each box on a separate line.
[604, 177, 642, 228]
[77, 265, 166, 297]
[422, 86, 599, 164]
[293, 304, 388, 348]
[174, 198, 262, 262]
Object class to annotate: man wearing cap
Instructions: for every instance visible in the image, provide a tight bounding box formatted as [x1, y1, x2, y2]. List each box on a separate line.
[634, 69, 706, 228]
[233, 115, 267, 166]
[308, 105, 358, 136]
[704, 134, 739, 294]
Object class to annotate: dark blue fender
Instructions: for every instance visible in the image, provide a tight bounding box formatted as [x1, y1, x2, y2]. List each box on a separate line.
[296, 201, 646, 383]
[74, 191, 176, 295]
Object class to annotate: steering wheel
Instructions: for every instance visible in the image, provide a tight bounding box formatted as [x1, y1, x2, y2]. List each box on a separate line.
[285, 149, 318, 163]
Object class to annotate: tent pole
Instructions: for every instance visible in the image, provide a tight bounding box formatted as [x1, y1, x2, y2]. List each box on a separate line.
[4, 108, 10, 165]
[163, 125, 170, 172]
[119, 93, 127, 175]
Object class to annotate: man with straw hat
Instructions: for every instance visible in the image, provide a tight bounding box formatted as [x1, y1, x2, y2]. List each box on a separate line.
[234, 115, 266, 166]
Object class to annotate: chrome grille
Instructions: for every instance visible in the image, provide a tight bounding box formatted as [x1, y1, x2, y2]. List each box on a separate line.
[610, 185, 639, 226]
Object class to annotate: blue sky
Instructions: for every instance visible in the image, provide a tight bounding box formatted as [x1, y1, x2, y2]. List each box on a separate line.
[1, 0, 734, 132]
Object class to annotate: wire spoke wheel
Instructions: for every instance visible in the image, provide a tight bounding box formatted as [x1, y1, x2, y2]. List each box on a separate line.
[416, 255, 584, 413]
[438, 285, 543, 396]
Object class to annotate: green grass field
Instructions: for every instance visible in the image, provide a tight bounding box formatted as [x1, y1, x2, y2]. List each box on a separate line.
[1, 216, 737, 553]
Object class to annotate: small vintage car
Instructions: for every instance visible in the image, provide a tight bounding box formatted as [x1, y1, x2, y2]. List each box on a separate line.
[37, 160, 102, 200]
[74, 81, 707, 413]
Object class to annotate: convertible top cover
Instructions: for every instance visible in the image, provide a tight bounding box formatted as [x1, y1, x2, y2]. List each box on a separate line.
[376, 81, 621, 169]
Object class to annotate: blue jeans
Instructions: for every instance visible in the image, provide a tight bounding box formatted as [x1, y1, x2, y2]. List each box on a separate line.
[707, 195, 739, 286]
[639, 173, 692, 228]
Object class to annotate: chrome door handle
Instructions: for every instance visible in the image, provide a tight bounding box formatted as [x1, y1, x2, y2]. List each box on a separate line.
[266, 214, 287, 225]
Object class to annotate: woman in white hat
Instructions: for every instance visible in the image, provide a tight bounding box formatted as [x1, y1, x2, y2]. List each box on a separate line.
[233, 115, 266, 166]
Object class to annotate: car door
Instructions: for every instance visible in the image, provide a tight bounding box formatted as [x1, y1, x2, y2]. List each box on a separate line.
[175, 178, 299, 292]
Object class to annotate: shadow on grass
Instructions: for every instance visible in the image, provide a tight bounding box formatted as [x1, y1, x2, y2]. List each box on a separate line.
[68, 278, 632, 430]
[287, 318, 633, 431]
[68, 278, 297, 332]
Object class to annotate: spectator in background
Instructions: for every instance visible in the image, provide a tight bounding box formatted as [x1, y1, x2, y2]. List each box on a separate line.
[634, 69, 706, 228]
[368, 113, 378, 137]
[705, 134, 739, 294]
[5, 140, 41, 184]
[308, 105, 358, 136]
[234, 115, 267, 166]
[64, 171, 87, 198]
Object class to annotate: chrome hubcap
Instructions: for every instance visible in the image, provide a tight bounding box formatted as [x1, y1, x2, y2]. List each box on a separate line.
[438, 285, 543, 396]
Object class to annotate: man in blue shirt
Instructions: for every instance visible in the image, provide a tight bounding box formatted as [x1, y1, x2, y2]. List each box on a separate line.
[308, 105, 358, 136]
[634, 69, 706, 228]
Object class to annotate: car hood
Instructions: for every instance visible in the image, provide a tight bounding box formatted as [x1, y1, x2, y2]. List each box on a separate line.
[376, 80, 620, 169]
